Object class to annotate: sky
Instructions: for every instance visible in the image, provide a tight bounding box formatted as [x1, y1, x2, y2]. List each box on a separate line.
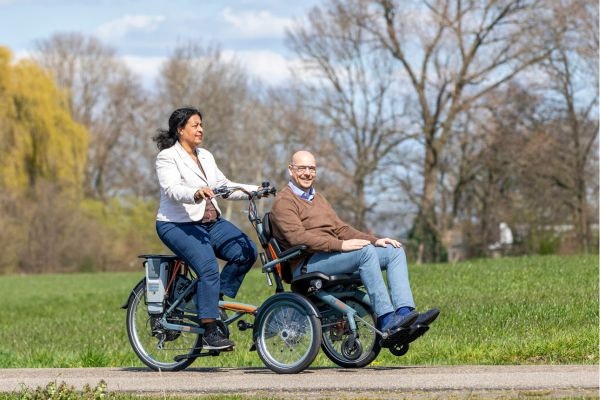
[0, 0, 322, 87]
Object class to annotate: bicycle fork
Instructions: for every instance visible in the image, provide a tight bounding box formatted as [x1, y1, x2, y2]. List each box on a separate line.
[312, 289, 388, 340]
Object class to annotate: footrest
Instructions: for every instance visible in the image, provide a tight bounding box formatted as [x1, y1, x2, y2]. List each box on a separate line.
[380, 327, 411, 348]
[405, 325, 430, 344]
[380, 324, 430, 347]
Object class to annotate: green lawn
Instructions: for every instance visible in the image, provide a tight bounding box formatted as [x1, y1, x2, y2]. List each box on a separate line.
[0, 254, 597, 368]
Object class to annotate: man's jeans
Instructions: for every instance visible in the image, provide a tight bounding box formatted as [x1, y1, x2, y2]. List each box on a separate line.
[156, 219, 257, 319]
[297, 245, 415, 317]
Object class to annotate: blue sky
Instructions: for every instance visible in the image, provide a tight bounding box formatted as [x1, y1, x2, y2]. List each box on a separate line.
[0, 0, 322, 86]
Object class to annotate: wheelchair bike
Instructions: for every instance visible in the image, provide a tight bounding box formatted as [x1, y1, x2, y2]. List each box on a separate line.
[122, 183, 427, 373]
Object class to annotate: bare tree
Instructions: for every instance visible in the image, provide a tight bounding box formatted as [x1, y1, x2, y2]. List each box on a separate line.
[346, 0, 555, 260]
[287, 0, 413, 230]
[461, 84, 545, 254]
[34, 33, 152, 200]
[34, 33, 115, 126]
[537, 0, 599, 252]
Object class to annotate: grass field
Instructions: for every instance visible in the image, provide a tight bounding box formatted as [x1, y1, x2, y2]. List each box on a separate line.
[0, 254, 597, 369]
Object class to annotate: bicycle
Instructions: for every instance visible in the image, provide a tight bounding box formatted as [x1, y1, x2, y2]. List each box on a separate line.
[122, 183, 321, 374]
[122, 183, 427, 373]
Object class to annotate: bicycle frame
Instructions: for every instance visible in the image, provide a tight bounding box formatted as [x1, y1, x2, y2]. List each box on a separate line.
[143, 259, 260, 336]
[137, 184, 276, 336]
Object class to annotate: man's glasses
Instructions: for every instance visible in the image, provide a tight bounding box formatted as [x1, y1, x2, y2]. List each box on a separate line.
[291, 165, 317, 173]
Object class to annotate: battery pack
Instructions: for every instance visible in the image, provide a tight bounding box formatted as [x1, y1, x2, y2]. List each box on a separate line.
[145, 258, 170, 314]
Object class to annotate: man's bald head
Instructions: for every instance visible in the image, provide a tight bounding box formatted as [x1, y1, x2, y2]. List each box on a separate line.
[291, 151, 316, 166]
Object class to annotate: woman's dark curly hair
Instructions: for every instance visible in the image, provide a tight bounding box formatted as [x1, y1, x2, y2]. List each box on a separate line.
[153, 107, 203, 151]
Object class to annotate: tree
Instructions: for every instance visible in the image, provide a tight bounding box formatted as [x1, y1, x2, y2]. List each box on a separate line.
[537, 0, 599, 252]
[0, 47, 93, 273]
[287, 0, 412, 230]
[351, 0, 554, 260]
[0, 47, 88, 194]
[34, 33, 152, 200]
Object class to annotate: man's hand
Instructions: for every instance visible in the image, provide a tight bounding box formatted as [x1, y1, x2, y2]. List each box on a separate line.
[375, 238, 402, 248]
[341, 239, 371, 251]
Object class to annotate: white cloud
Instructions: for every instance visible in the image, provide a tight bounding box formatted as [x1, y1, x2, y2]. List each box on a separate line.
[120, 51, 296, 88]
[96, 15, 166, 41]
[123, 50, 307, 88]
[222, 49, 299, 85]
[222, 7, 292, 39]
[121, 55, 165, 89]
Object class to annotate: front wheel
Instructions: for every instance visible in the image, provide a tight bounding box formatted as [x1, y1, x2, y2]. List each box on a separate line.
[319, 298, 381, 368]
[126, 281, 201, 371]
[255, 297, 321, 374]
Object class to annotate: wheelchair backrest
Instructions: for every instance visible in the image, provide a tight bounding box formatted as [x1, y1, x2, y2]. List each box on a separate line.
[262, 212, 293, 284]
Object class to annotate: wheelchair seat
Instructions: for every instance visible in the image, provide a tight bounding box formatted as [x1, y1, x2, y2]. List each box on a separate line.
[261, 213, 364, 293]
[290, 271, 362, 294]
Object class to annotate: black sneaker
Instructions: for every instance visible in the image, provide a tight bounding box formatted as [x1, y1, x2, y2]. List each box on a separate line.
[379, 310, 418, 333]
[202, 325, 235, 350]
[413, 308, 440, 326]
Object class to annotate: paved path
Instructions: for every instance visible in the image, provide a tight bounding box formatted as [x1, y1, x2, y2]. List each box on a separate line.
[0, 365, 597, 398]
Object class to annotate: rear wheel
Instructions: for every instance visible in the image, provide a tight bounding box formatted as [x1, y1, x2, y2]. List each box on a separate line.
[126, 281, 201, 371]
[319, 298, 381, 368]
[255, 298, 321, 374]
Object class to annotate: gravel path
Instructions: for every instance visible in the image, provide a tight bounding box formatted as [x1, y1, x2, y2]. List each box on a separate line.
[1, 365, 597, 399]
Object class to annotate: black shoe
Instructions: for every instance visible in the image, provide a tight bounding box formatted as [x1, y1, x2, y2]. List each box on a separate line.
[382, 310, 418, 333]
[202, 325, 235, 350]
[414, 308, 440, 326]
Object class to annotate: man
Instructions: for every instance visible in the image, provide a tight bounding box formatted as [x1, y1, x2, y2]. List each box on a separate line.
[270, 150, 439, 335]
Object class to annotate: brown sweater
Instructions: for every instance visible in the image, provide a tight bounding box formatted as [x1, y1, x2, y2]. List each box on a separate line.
[270, 186, 377, 254]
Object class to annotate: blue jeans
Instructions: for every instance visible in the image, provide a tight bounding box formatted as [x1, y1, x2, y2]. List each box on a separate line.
[156, 219, 258, 319]
[296, 245, 415, 317]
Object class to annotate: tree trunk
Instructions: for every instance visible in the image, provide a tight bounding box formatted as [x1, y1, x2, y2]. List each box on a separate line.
[413, 141, 442, 262]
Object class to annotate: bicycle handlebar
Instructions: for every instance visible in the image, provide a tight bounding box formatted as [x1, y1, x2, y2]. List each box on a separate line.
[212, 181, 276, 200]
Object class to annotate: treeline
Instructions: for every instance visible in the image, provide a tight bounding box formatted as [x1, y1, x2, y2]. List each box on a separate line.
[0, 0, 598, 273]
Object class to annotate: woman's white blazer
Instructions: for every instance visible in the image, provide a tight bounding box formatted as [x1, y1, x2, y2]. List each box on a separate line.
[155, 141, 257, 222]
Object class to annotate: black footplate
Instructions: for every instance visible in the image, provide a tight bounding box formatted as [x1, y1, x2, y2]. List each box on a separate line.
[381, 324, 430, 347]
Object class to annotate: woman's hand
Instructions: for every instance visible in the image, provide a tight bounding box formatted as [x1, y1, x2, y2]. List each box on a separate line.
[375, 238, 402, 248]
[194, 187, 215, 202]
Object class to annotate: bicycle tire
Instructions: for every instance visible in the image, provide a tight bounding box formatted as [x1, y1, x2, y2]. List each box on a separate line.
[319, 298, 381, 368]
[126, 280, 201, 371]
[255, 297, 321, 374]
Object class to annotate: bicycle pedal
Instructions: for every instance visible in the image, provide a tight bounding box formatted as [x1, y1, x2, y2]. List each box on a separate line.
[237, 320, 253, 331]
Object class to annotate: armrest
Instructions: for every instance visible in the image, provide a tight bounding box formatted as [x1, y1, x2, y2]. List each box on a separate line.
[279, 245, 307, 258]
[261, 245, 308, 273]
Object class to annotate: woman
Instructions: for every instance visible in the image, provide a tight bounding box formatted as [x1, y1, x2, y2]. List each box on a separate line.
[153, 107, 259, 350]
